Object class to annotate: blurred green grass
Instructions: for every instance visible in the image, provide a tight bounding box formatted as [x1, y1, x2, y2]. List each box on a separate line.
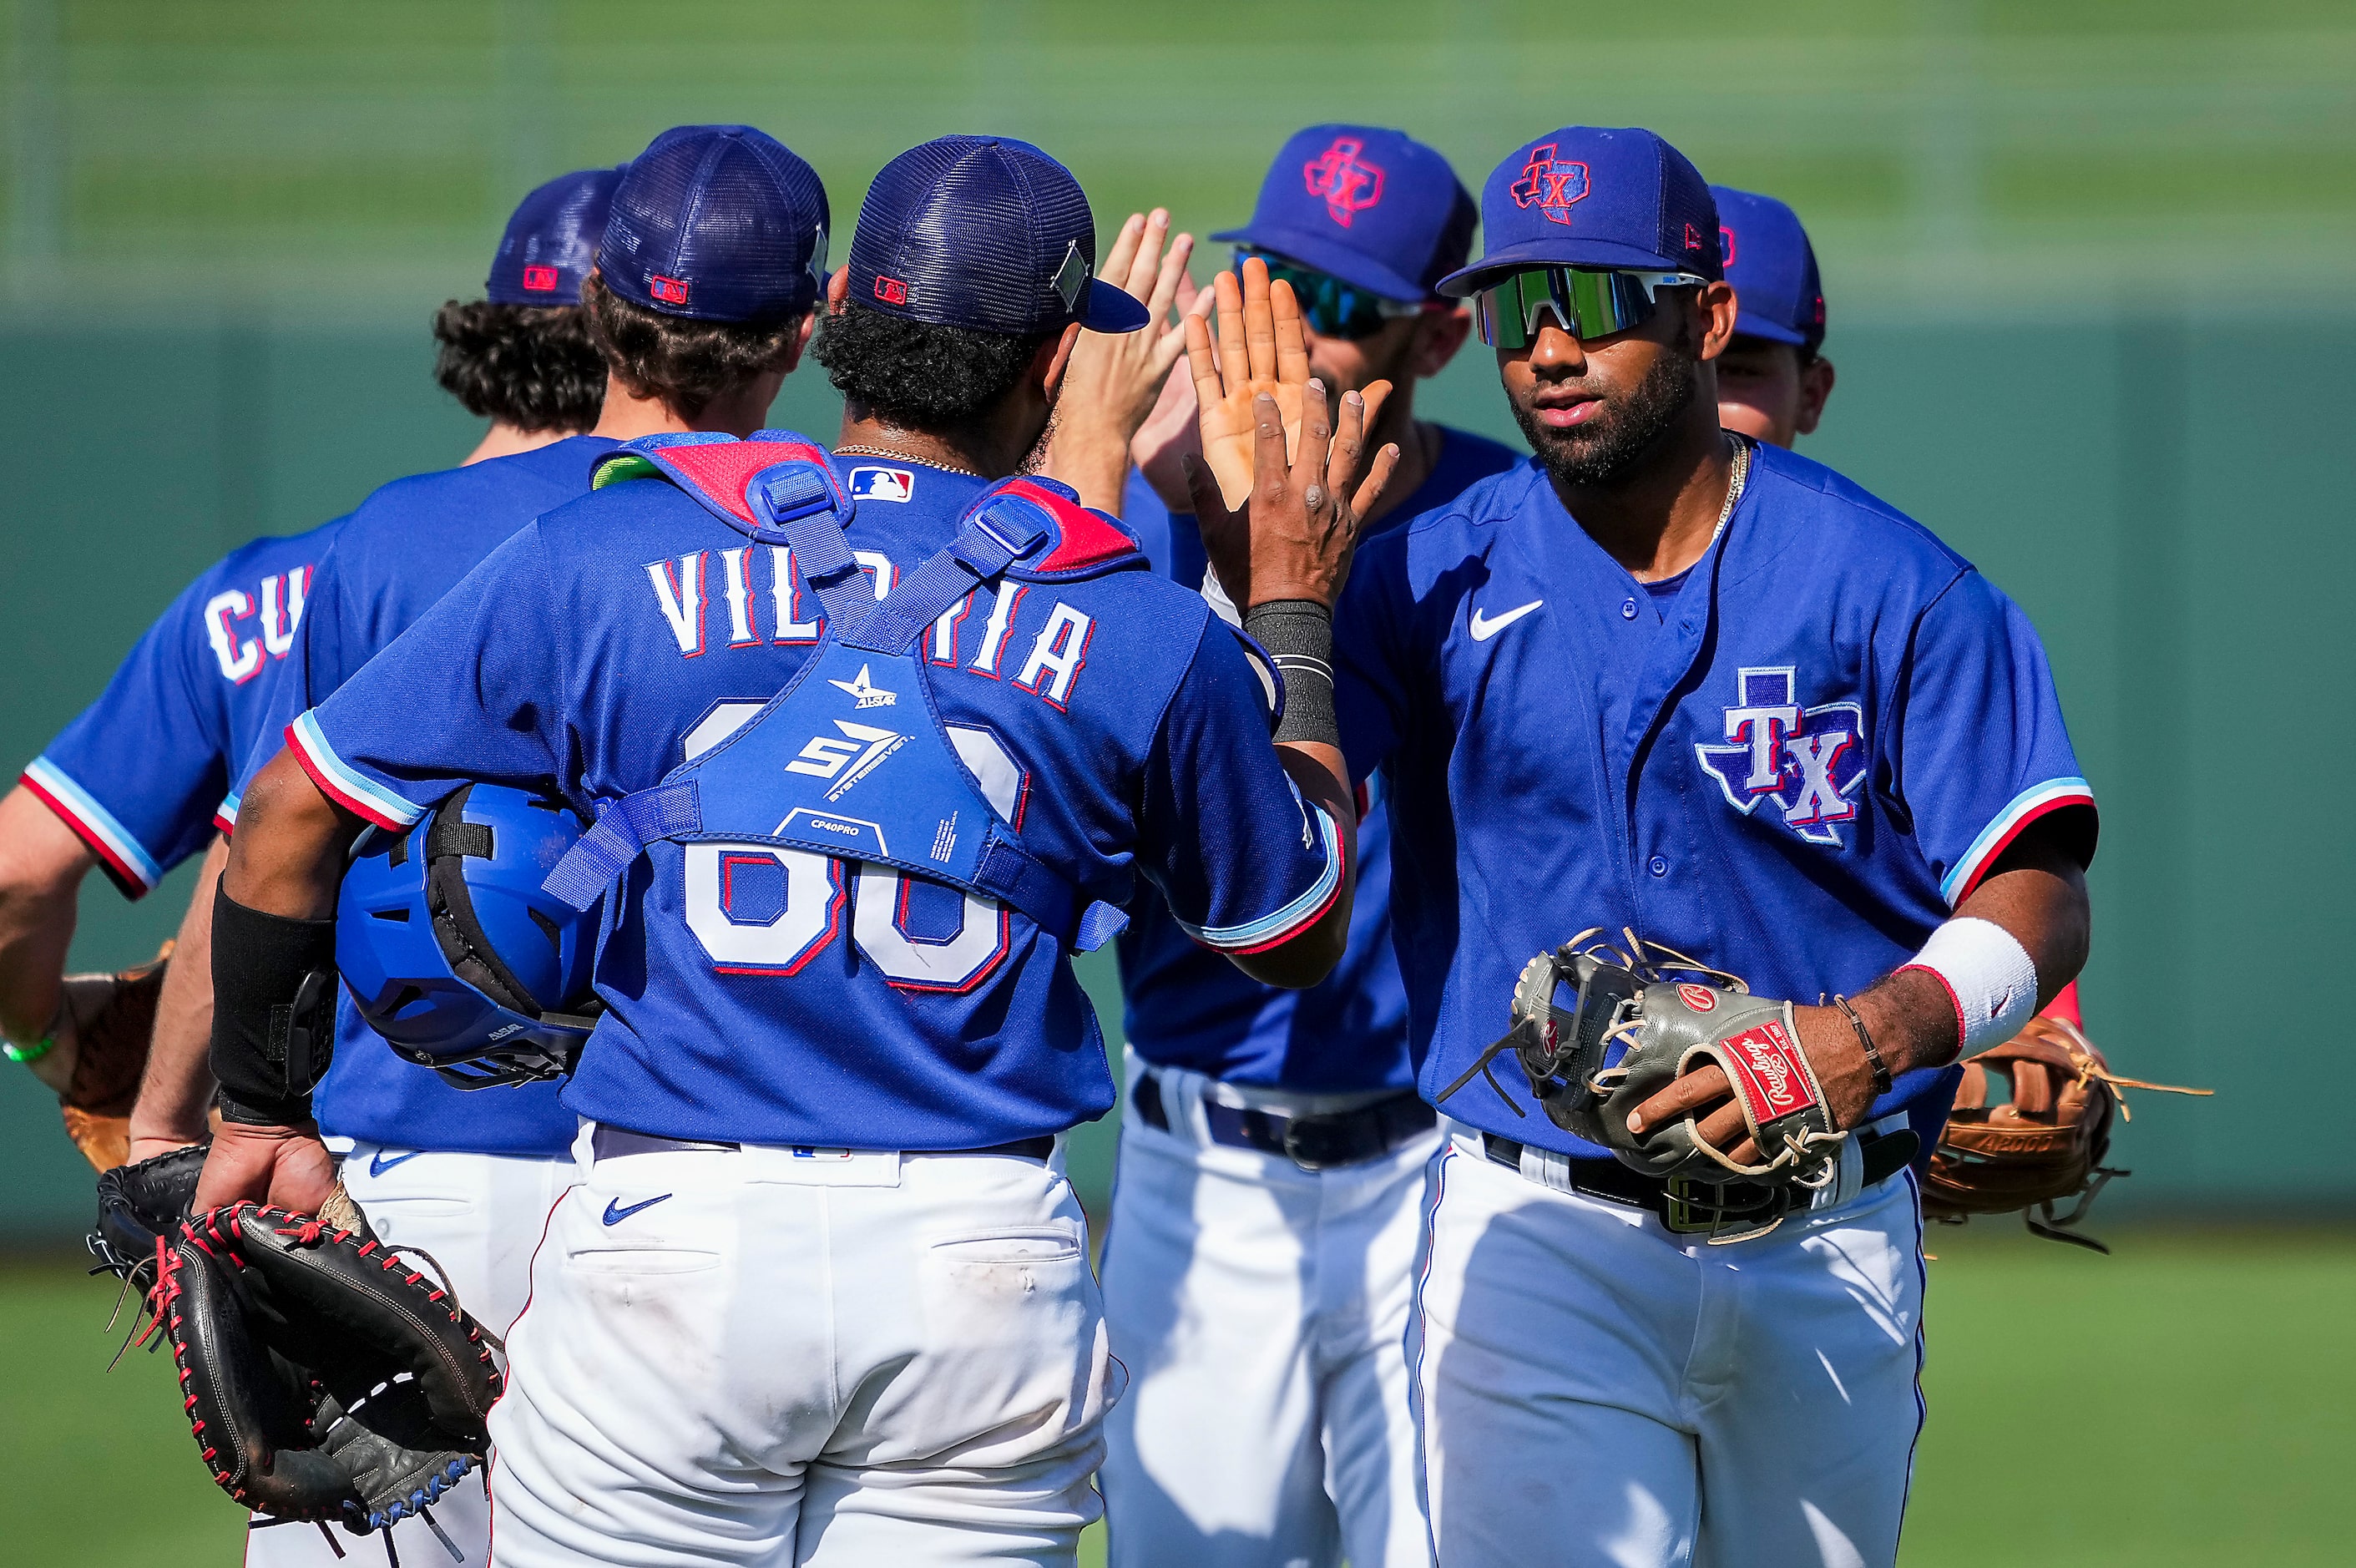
[8, 1223, 2348, 1566]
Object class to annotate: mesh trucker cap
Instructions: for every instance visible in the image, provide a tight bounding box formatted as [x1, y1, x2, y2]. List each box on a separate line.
[846, 136, 1150, 335]
[1438, 126, 1722, 297]
[599, 125, 830, 322]
[1212, 124, 1476, 301]
[484, 166, 622, 305]
[1711, 185, 1827, 352]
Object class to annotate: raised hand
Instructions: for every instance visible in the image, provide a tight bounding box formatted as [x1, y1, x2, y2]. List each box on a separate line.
[1185, 377, 1399, 614]
[1130, 278, 1214, 513]
[1038, 208, 1196, 513]
[1185, 256, 1316, 512]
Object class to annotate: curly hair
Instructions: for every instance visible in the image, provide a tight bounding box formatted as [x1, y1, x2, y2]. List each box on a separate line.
[429, 301, 607, 432]
[813, 302, 1059, 436]
[580, 274, 806, 422]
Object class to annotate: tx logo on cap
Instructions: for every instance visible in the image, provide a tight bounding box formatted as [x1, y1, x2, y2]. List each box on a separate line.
[1302, 136, 1385, 227]
[520, 265, 561, 292]
[1510, 144, 1590, 226]
[650, 274, 690, 305]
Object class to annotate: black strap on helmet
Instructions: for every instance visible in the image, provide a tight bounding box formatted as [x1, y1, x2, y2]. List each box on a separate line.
[420, 785, 545, 1017]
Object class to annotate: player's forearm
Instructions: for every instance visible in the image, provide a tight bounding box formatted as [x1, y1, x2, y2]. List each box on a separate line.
[129, 835, 228, 1149]
[211, 750, 361, 1127]
[1848, 826, 2091, 1078]
[1226, 741, 1357, 990]
[222, 750, 360, 918]
[0, 786, 96, 1050]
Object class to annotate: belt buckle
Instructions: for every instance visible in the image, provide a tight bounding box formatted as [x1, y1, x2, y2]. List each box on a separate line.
[1662, 1173, 1792, 1242]
[1281, 1112, 1349, 1172]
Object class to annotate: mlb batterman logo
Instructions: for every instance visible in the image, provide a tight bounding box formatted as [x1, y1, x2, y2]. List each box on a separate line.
[649, 274, 690, 306]
[1510, 144, 1590, 226]
[520, 264, 561, 293]
[1302, 136, 1385, 227]
[847, 467, 914, 503]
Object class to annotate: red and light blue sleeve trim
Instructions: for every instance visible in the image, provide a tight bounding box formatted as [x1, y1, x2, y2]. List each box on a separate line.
[213, 791, 241, 834]
[19, 756, 165, 897]
[286, 712, 427, 832]
[1939, 776, 2096, 908]
[1175, 792, 1348, 955]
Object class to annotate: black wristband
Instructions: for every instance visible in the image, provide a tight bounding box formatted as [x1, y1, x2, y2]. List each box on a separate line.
[210, 882, 339, 1126]
[1243, 599, 1339, 749]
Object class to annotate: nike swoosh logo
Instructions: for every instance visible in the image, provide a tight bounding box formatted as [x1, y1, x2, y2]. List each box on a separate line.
[1469, 599, 1543, 641]
[602, 1194, 672, 1227]
[368, 1150, 425, 1177]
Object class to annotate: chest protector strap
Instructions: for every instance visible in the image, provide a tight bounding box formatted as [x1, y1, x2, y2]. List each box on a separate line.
[543, 434, 1136, 953]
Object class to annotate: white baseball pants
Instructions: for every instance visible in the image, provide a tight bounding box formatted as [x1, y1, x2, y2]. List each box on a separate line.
[483, 1128, 1120, 1567]
[1413, 1126, 1926, 1568]
[245, 1141, 577, 1567]
[1100, 1055, 1440, 1568]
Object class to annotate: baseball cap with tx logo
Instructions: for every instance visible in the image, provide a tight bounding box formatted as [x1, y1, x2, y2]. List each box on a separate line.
[1438, 125, 1721, 296]
[1213, 124, 1475, 303]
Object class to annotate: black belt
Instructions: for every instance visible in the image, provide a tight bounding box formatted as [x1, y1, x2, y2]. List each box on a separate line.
[1131, 1070, 1437, 1171]
[1479, 1125, 1917, 1232]
[592, 1125, 1055, 1163]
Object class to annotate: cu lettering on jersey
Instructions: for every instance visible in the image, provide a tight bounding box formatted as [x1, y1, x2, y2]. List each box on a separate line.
[1691, 665, 1867, 847]
[203, 567, 311, 685]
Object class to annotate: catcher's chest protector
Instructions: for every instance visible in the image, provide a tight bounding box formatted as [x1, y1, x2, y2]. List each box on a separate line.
[543, 437, 1141, 955]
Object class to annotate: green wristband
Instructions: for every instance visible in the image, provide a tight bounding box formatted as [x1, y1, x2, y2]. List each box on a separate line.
[3, 1035, 56, 1065]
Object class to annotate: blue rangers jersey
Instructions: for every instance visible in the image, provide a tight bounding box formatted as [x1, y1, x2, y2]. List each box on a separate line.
[290, 437, 1348, 1151]
[233, 436, 614, 1157]
[1115, 426, 1522, 1090]
[1334, 439, 2096, 1157]
[23, 522, 341, 898]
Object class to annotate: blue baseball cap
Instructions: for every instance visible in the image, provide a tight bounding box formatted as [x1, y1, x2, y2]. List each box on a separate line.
[1438, 126, 1721, 297]
[1711, 186, 1826, 353]
[1211, 125, 1476, 302]
[598, 126, 830, 323]
[484, 166, 621, 306]
[846, 136, 1150, 336]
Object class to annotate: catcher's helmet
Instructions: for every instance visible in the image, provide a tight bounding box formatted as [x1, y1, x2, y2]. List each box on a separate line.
[336, 783, 602, 1088]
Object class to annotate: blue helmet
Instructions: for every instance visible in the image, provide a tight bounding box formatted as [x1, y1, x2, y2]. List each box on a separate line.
[336, 783, 602, 1088]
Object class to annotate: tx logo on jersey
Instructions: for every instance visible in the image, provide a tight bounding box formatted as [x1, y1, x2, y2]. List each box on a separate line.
[1509, 144, 1589, 225]
[786, 716, 905, 802]
[1303, 136, 1385, 226]
[1691, 666, 1866, 847]
[846, 466, 913, 503]
[827, 663, 897, 709]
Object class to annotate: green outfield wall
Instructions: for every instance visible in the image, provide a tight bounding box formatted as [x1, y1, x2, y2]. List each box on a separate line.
[0, 310, 2343, 1240]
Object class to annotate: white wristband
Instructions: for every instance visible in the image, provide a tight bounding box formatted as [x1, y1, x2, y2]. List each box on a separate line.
[1897, 917, 2038, 1060]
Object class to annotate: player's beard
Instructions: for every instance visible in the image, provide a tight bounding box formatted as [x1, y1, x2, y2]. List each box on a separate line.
[1514, 321, 1700, 491]
[1017, 396, 1060, 477]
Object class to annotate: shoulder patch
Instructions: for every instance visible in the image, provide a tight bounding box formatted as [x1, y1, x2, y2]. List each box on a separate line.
[995, 478, 1144, 579]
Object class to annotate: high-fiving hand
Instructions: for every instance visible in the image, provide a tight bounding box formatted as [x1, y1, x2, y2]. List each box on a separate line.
[1038, 209, 1195, 513]
[1181, 256, 1398, 609]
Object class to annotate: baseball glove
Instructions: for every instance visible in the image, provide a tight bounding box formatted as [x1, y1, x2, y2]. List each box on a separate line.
[91, 1162, 497, 1554]
[1440, 928, 1867, 1239]
[55, 942, 173, 1172]
[1923, 1014, 2211, 1252]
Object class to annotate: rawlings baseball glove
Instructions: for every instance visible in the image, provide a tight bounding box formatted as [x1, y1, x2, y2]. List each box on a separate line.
[53, 942, 173, 1171]
[1440, 928, 1892, 1241]
[1922, 1014, 2210, 1252]
[91, 1159, 497, 1555]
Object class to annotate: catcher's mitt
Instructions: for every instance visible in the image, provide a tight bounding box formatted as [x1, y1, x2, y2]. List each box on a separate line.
[1440, 928, 1906, 1241]
[55, 942, 173, 1172]
[92, 1166, 496, 1552]
[1923, 1014, 2211, 1252]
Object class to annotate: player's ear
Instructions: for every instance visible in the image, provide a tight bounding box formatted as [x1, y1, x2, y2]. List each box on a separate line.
[1410, 305, 1473, 379]
[825, 266, 851, 315]
[781, 310, 819, 373]
[1694, 280, 1739, 362]
[1038, 322, 1084, 401]
[1796, 353, 1836, 437]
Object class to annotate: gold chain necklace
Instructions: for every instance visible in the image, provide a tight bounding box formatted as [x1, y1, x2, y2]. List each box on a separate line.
[832, 443, 986, 478]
